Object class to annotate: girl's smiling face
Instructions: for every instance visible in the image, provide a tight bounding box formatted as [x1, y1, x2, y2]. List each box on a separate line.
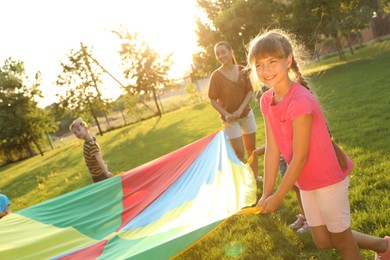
[255, 54, 292, 88]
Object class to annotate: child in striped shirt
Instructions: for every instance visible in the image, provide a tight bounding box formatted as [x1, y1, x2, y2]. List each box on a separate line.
[70, 118, 113, 183]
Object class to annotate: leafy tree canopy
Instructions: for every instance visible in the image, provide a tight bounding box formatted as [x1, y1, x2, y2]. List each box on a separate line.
[0, 58, 56, 162]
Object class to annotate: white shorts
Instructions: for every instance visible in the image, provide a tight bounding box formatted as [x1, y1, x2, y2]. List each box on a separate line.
[224, 110, 257, 139]
[300, 177, 351, 233]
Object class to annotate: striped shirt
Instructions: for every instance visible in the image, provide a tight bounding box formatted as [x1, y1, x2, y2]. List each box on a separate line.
[83, 137, 105, 178]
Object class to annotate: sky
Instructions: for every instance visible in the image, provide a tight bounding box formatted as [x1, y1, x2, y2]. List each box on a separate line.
[0, 0, 204, 107]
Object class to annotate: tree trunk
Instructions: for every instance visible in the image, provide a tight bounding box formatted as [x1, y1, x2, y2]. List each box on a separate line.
[92, 113, 103, 136]
[152, 90, 162, 117]
[120, 108, 127, 125]
[104, 111, 111, 131]
[344, 32, 354, 55]
[333, 35, 346, 61]
[157, 94, 165, 114]
[32, 137, 44, 156]
[25, 139, 35, 157]
[92, 111, 103, 135]
[87, 98, 103, 136]
[357, 32, 363, 48]
[46, 132, 54, 150]
[81, 42, 108, 134]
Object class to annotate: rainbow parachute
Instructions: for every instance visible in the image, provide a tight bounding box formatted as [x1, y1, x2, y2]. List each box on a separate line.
[0, 130, 258, 259]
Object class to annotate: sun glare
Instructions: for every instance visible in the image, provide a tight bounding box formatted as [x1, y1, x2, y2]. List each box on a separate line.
[0, 0, 202, 107]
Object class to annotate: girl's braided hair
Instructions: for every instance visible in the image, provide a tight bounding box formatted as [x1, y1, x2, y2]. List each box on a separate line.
[247, 29, 310, 91]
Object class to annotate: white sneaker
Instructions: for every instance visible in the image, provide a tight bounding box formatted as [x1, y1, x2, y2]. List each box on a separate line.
[297, 221, 310, 233]
[289, 215, 305, 229]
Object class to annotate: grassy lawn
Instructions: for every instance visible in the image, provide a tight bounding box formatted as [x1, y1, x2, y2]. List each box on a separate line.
[0, 38, 389, 259]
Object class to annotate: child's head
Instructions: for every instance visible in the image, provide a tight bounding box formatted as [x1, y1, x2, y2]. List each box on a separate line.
[214, 41, 237, 65]
[69, 118, 89, 139]
[247, 30, 294, 62]
[247, 29, 309, 90]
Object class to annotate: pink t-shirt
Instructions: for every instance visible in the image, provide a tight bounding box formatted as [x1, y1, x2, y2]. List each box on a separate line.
[260, 83, 353, 190]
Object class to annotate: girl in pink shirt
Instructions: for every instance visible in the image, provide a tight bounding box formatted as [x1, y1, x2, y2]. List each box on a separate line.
[247, 29, 389, 259]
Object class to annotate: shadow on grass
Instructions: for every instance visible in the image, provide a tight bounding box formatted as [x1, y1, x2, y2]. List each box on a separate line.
[103, 120, 191, 172]
[192, 102, 208, 111]
[2, 145, 83, 201]
[101, 104, 217, 173]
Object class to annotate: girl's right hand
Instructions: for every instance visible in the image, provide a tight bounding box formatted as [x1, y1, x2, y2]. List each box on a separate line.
[231, 108, 243, 120]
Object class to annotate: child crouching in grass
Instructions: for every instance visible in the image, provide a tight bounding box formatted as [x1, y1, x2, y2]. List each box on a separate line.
[70, 118, 113, 183]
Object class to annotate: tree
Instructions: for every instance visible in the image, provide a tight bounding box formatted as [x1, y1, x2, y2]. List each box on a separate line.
[366, 0, 390, 37]
[280, 0, 323, 54]
[191, 19, 220, 80]
[192, 0, 236, 79]
[112, 27, 173, 117]
[56, 44, 109, 135]
[45, 102, 74, 137]
[185, 83, 201, 103]
[193, 0, 381, 67]
[214, 0, 281, 58]
[192, 0, 281, 79]
[286, 0, 378, 60]
[0, 58, 57, 163]
[339, 0, 382, 54]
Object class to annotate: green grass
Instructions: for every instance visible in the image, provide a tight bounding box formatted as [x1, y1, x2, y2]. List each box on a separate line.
[1, 39, 389, 259]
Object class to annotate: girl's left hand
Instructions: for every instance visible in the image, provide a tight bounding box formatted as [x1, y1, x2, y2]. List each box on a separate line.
[232, 110, 242, 120]
[256, 195, 267, 208]
[225, 113, 234, 122]
[260, 195, 282, 214]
